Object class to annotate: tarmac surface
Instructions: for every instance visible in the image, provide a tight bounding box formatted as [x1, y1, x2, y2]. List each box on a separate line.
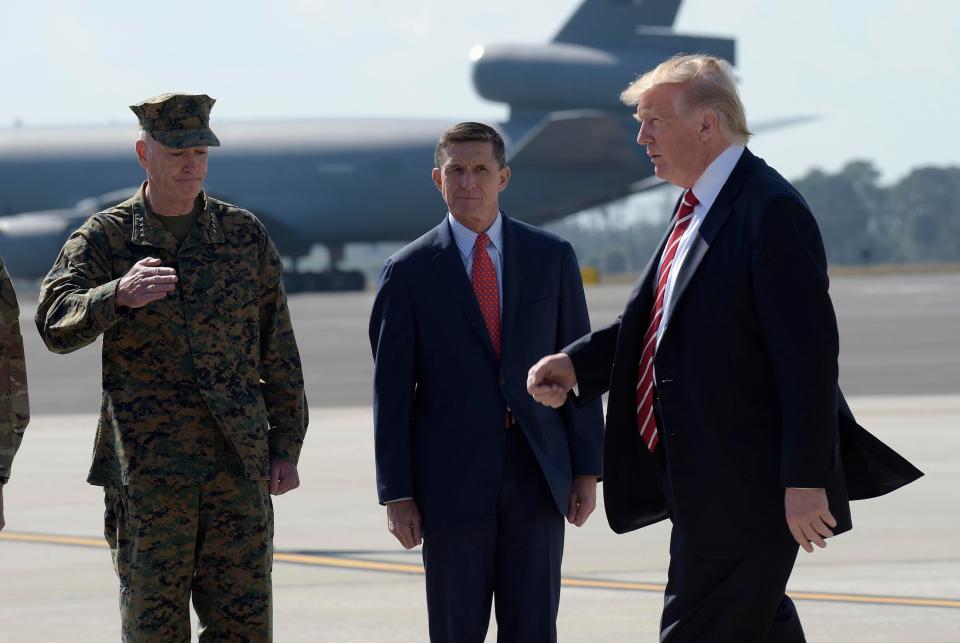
[2, 272, 959, 641]
[14, 271, 960, 415]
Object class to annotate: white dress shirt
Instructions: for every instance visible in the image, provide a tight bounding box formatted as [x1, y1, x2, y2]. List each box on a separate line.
[656, 145, 745, 346]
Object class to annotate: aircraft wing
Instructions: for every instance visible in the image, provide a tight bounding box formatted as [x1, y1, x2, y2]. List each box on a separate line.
[750, 115, 820, 135]
[507, 110, 638, 168]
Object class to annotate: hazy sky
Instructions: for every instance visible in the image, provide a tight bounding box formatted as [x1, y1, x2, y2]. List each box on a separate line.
[2, 0, 957, 182]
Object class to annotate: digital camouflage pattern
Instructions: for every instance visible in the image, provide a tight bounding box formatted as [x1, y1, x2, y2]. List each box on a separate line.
[35, 183, 307, 487]
[0, 256, 29, 482]
[104, 445, 273, 642]
[130, 93, 221, 149]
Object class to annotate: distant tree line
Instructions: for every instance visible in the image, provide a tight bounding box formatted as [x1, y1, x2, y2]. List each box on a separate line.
[794, 161, 960, 264]
[548, 161, 960, 273]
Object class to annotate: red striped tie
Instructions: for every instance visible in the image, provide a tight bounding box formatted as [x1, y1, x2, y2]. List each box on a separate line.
[636, 189, 699, 452]
[472, 232, 501, 358]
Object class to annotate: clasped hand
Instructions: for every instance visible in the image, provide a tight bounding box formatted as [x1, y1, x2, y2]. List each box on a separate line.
[387, 499, 422, 550]
[270, 460, 300, 496]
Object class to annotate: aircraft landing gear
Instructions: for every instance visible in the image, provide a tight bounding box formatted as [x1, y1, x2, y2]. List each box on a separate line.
[283, 269, 365, 293]
[282, 244, 367, 293]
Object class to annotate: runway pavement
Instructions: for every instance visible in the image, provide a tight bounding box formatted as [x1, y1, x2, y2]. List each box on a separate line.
[2, 272, 959, 641]
[14, 271, 960, 415]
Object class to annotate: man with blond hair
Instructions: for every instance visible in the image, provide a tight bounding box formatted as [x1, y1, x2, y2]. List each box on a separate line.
[527, 55, 920, 641]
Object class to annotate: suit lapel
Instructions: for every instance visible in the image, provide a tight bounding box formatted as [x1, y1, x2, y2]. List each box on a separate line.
[431, 219, 499, 361]
[659, 149, 759, 333]
[500, 215, 522, 360]
[659, 231, 711, 334]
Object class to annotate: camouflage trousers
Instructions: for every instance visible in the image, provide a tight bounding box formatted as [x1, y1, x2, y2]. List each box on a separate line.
[103, 468, 274, 642]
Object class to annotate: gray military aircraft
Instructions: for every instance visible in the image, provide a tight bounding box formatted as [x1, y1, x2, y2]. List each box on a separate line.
[0, 0, 735, 290]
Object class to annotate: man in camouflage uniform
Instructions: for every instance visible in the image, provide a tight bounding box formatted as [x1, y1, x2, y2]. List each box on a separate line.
[0, 256, 30, 532]
[35, 93, 307, 642]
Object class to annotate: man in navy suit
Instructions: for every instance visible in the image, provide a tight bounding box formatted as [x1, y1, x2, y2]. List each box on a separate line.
[528, 56, 921, 642]
[369, 122, 604, 642]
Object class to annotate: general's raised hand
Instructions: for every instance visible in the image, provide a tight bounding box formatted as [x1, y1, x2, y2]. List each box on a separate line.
[116, 257, 178, 308]
[527, 353, 577, 408]
[785, 487, 836, 553]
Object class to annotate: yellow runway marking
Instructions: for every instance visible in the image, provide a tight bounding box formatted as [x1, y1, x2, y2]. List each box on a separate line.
[3, 531, 958, 609]
[1, 532, 105, 548]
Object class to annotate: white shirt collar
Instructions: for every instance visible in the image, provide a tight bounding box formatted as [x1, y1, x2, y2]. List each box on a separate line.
[690, 144, 745, 215]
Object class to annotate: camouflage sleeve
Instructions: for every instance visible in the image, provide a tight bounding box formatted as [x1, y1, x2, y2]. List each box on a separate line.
[0, 258, 29, 482]
[35, 221, 123, 354]
[257, 233, 308, 465]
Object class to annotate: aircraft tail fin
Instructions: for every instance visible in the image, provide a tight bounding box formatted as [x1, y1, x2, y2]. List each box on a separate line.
[474, 0, 734, 117]
[553, 0, 683, 47]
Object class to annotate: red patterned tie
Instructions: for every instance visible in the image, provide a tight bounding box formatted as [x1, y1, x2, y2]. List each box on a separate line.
[472, 232, 501, 358]
[636, 189, 699, 452]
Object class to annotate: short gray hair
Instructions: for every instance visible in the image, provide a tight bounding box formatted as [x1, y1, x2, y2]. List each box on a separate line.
[621, 54, 751, 145]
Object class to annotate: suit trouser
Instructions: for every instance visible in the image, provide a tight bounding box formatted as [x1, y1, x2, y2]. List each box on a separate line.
[651, 397, 804, 642]
[421, 425, 565, 643]
[659, 525, 804, 643]
[102, 455, 274, 643]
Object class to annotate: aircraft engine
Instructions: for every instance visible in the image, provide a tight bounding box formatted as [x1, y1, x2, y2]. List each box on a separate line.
[472, 33, 735, 113]
[0, 210, 77, 278]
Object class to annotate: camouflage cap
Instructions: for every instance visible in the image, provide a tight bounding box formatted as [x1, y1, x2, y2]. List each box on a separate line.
[130, 93, 220, 148]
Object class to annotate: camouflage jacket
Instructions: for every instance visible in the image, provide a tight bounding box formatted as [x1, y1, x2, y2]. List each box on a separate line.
[35, 184, 307, 486]
[0, 257, 29, 483]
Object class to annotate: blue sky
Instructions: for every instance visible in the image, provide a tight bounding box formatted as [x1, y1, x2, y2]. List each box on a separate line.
[2, 0, 956, 183]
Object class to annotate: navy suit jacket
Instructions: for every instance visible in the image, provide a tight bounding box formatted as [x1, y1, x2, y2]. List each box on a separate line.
[370, 215, 604, 531]
[566, 149, 922, 555]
